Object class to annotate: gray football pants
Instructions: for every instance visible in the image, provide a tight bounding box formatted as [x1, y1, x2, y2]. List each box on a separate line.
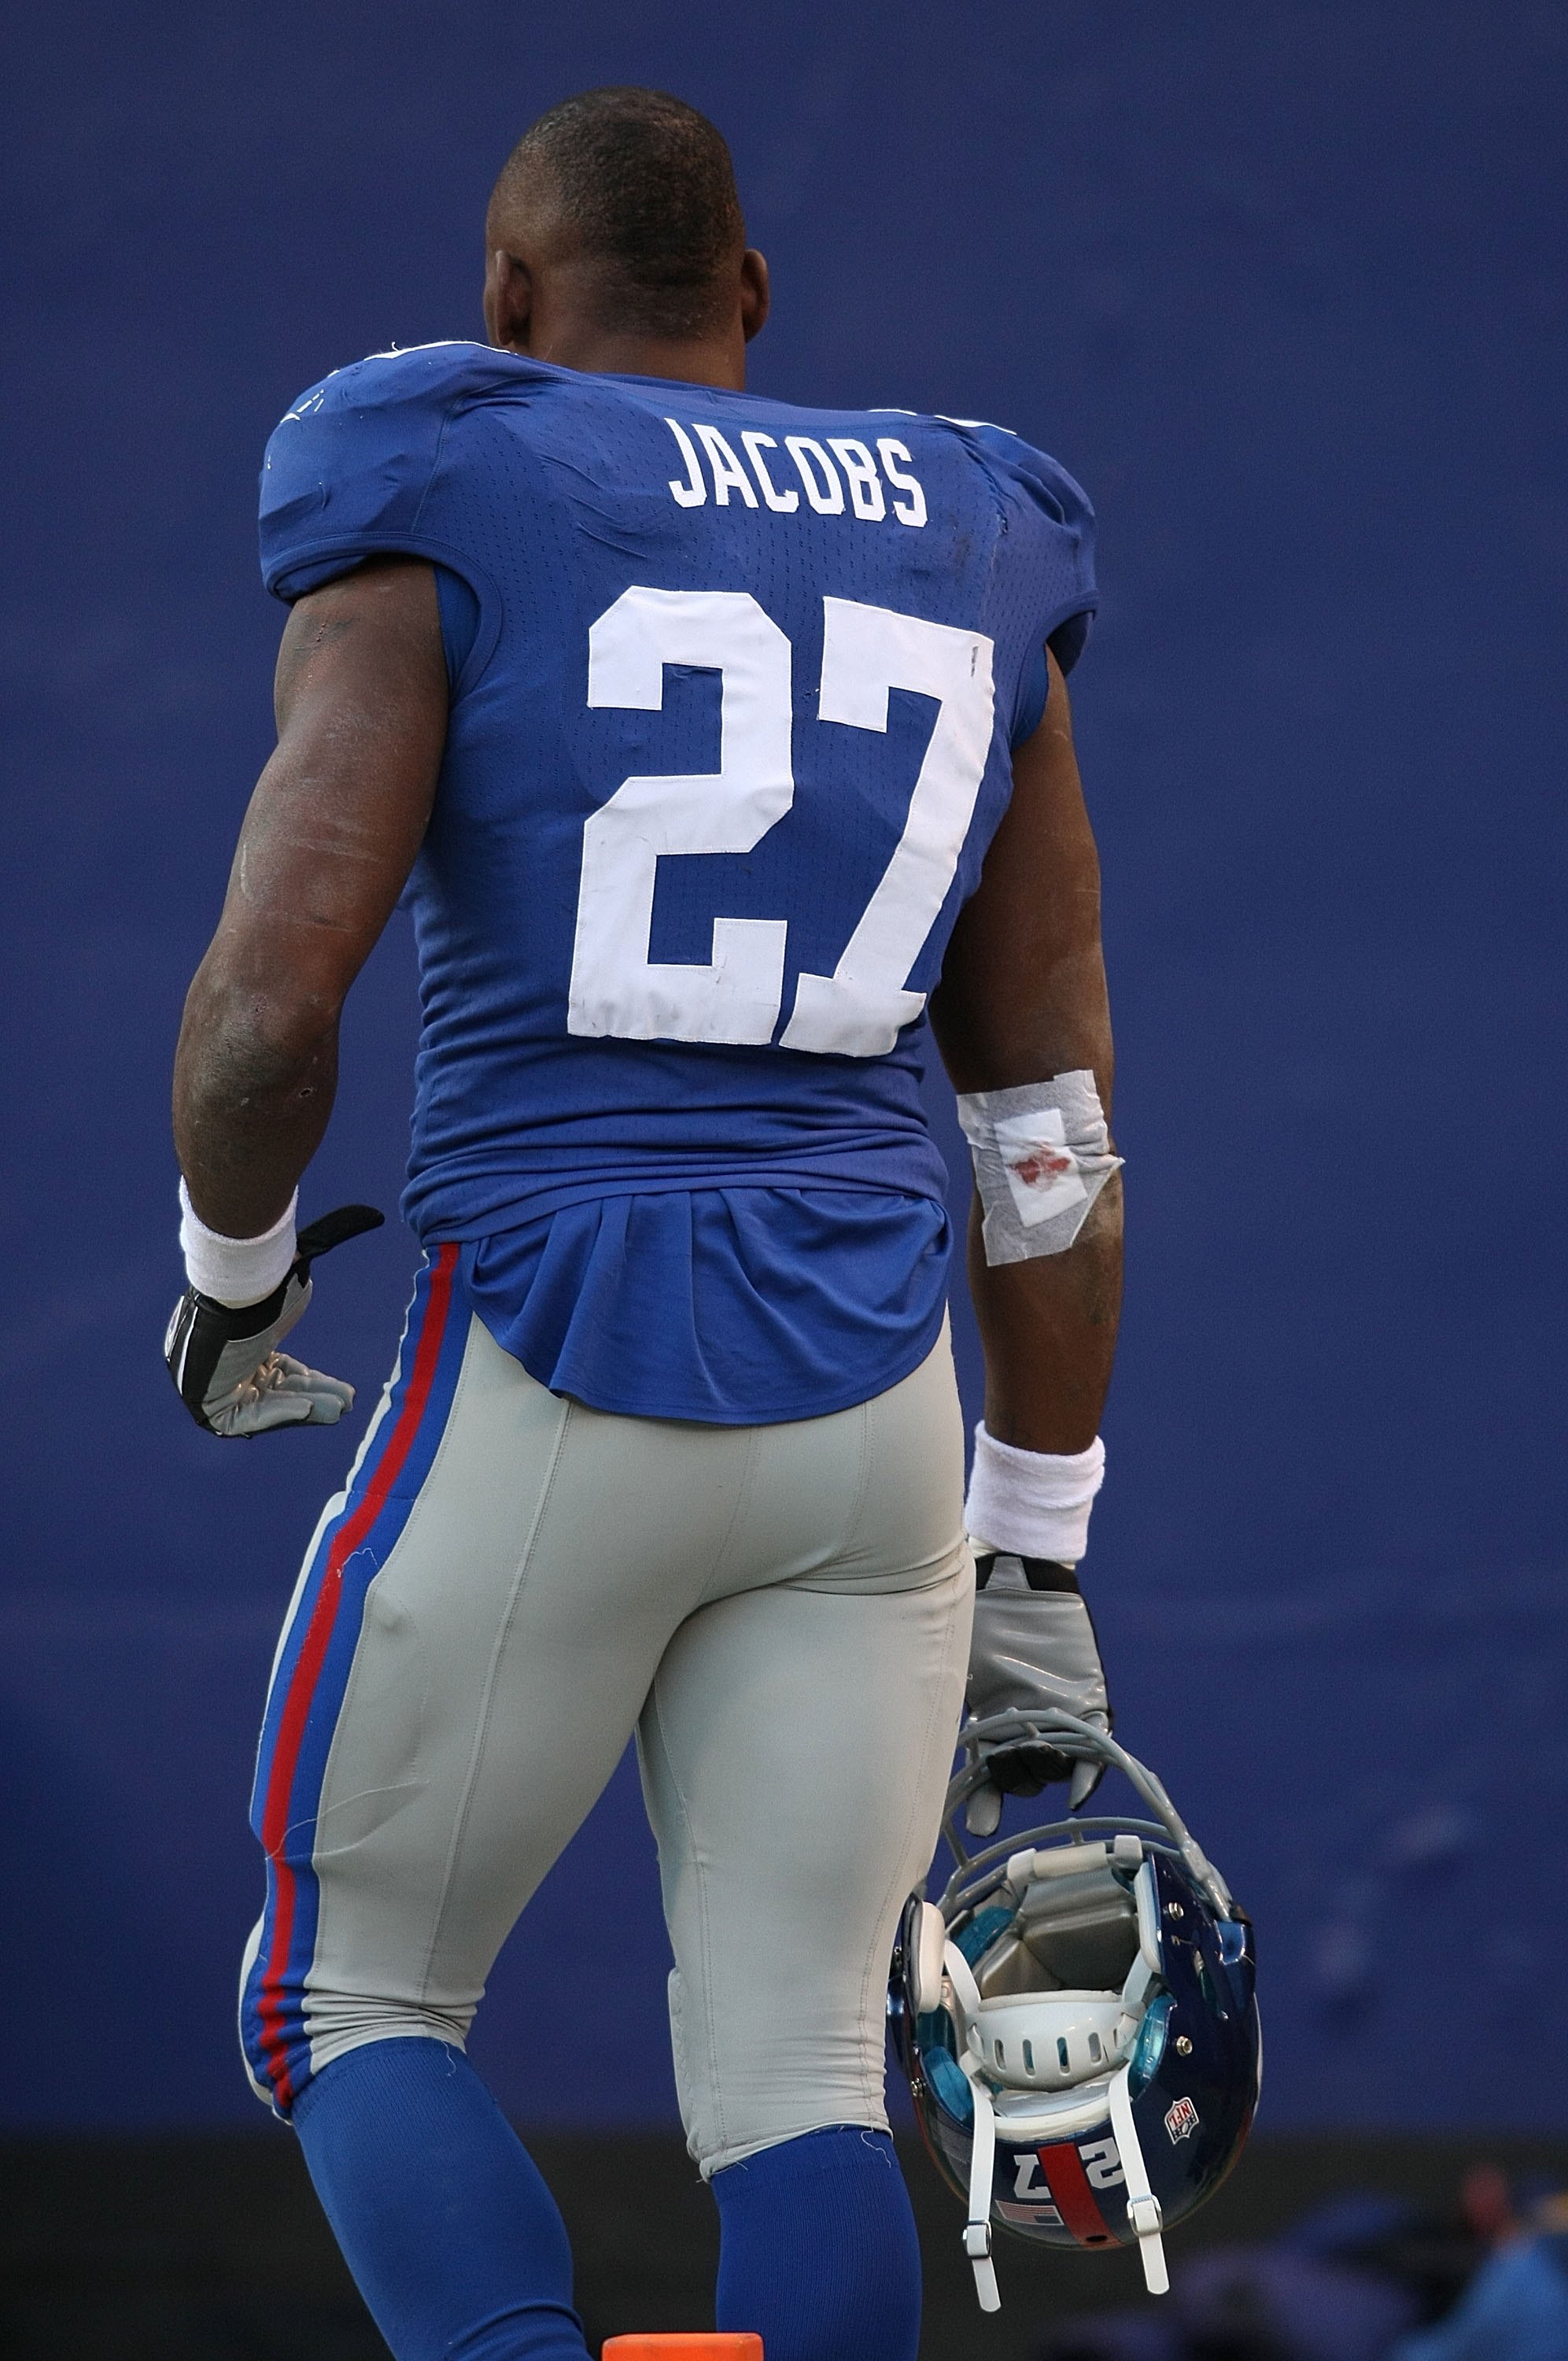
[240, 1288, 972, 2174]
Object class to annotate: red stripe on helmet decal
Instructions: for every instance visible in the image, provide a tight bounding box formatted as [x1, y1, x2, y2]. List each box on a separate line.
[1037, 2143, 1116, 2247]
[253, 1243, 459, 2108]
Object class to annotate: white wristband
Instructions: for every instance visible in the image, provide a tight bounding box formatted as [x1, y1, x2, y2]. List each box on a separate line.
[179, 1178, 299, 1308]
[964, 1423, 1105, 1565]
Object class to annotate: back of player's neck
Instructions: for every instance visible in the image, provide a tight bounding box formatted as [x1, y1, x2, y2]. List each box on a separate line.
[504, 329, 745, 391]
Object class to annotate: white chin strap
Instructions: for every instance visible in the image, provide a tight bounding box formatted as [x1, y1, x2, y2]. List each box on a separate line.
[946, 1943, 1001, 2311]
[962, 2076, 1002, 2311]
[946, 1942, 1170, 2309]
[1108, 2061, 1169, 2295]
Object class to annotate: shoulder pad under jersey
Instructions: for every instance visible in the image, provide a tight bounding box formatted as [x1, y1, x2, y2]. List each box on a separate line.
[258, 341, 539, 601]
[936, 415, 1098, 678]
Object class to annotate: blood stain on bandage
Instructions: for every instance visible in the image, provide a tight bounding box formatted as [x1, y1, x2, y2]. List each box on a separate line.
[1009, 1146, 1074, 1188]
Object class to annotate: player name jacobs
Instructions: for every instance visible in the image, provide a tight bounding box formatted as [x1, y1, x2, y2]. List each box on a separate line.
[664, 416, 929, 527]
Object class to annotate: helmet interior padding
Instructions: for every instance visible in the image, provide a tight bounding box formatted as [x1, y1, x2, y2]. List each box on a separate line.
[975, 1860, 1141, 1998]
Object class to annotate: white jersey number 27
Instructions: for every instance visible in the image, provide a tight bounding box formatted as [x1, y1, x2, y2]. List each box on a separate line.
[567, 586, 996, 1058]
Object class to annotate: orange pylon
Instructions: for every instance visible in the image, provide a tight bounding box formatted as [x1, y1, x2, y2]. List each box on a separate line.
[602, 2339, 763, 2359]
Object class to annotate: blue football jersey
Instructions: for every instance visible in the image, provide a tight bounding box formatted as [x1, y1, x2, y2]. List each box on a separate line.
[258, 342, 1096, 1421]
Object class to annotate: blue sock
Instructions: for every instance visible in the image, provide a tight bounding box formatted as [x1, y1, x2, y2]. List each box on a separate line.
[290, 2037, 588, 2361]
[712, 2126, 921, 2361]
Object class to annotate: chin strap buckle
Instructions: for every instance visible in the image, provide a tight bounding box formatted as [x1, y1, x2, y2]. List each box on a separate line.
[963, 2229, 1000, 2313]
[1127, 2193, 1169, 2296]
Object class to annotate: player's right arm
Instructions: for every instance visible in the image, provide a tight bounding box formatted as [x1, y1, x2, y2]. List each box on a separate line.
[928, 647, 1123, 1821]
[174, 556, 447, 1238]
[167, 556, 446, 1436]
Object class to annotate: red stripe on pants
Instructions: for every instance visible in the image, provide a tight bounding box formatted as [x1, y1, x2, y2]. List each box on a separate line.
[254, 1244, 459, 2108]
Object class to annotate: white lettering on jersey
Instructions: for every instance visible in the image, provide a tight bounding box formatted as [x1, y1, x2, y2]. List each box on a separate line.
[740, 430, 799, 512]
[570, 589, 793, 1044]
[568, 589, 994, 1055]
[662, 418, 927, 527]
[781, 599, 994, 1055]
[785, 436, 845, 514]
[693, 423, 760, 508]
[828, 438, 887, 520]
[664, 419, 707, 507]
[877, 438, 928, 528]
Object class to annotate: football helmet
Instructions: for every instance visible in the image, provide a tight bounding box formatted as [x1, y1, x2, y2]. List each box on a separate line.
[888, 1707, 1260, 2311]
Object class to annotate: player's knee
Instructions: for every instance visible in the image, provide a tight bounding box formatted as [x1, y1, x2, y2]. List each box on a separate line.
[241, 2008, 476, 2121]
[237, 1918, 474, 2121]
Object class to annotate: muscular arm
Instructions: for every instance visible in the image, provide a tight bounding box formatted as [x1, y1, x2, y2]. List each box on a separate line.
[172, 560, 448, 1237]
[928, 648, 1122, 1455]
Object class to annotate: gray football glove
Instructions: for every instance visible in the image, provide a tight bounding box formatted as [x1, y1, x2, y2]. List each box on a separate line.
[164, 1204, 384, 1439]
[965, 1549, 1111, 1835]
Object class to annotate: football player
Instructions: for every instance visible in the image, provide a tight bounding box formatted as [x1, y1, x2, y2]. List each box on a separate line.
[168, 87, 1122, 2361]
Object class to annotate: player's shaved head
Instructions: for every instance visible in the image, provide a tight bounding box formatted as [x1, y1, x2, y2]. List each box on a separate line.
[489, 88, 747, 341]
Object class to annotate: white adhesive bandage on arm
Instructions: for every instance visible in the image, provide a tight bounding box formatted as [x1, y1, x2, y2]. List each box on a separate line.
[956, 1070, 1121, 1265]
[179, 1177, 298, 1308]
[965, 1424, 1105, 1564]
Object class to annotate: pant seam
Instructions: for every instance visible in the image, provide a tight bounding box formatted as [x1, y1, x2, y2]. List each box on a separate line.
[695, 1421, 762, 1605]
[853, 1557, 971, 2122]
[839, 1392, 875, 1560]
[415, 1373, 575, 2002]
[302, 1312, 485, 2071]
[646, 1668, 725, 2161]
[836, 1317, 948, 1569]
[664, 1424, 764, 2147]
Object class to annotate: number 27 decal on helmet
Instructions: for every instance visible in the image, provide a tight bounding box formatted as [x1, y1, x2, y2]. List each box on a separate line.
[887, 1709, 1260, 2311]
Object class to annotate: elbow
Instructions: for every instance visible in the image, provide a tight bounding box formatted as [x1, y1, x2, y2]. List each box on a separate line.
[175, 965, 341, 1113]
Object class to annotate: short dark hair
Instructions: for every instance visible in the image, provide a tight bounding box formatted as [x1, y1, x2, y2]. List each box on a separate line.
[492, 87, 743, 336]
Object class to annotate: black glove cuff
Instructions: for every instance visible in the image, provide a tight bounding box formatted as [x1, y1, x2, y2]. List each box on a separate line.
[164, 1203, 385, 1432]
[972, 1554, 1080, 1595]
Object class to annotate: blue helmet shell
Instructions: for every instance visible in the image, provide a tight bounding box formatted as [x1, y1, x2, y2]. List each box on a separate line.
[888, 1711, 1260, 2292]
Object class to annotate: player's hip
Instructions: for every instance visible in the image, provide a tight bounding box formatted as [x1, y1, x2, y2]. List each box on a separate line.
[252, 1284, 968, 1858]
[284, 1270, 966, 1628]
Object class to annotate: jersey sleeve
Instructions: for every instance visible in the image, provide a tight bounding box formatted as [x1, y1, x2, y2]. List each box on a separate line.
[972, 426, 1098, 660]
[956, 421, 1097, 746]
[258, 343, 498, 602]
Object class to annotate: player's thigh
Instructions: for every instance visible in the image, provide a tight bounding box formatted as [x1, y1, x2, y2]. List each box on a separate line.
[640, 1557, 972, 2173]
[245, 1276, 748, 2100]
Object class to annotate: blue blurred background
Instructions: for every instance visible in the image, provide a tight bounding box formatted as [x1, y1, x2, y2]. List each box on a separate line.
[2, 0, 1564, 2144]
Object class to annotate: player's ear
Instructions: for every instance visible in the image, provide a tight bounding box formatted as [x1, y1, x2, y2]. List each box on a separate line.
[740, 249, 770, 343]
[484, 250, 533, 353]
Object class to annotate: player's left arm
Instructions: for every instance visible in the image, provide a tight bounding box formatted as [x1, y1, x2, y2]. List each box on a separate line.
[928, 645, 1123, 1820]
[168, 557, 447, 1435]
[929, 645, 1120, 1453]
